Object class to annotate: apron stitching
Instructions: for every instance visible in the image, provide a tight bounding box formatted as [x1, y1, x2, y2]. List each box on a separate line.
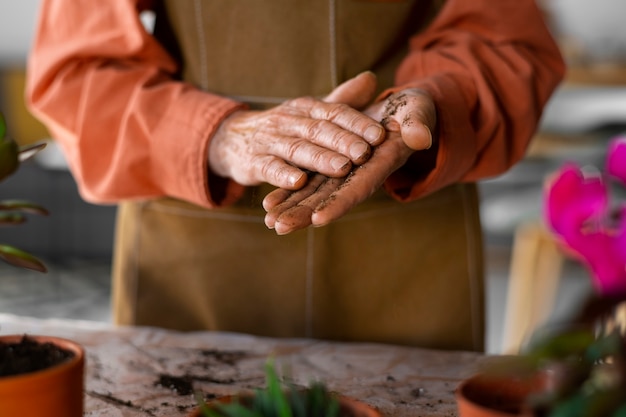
[194, 0, 209, 90]
[460, 184, 483, 351]
[305, 228, 315, 338]
[328, 0, 338, 88]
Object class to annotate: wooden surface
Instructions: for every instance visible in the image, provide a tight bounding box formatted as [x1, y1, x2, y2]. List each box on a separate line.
[0, 314, 488, 417]
[565, 63, 626, 86]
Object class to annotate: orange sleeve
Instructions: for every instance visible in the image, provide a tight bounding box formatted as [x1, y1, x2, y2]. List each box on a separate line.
[25, 0, 247, 208]
[381, 0, 566, 202]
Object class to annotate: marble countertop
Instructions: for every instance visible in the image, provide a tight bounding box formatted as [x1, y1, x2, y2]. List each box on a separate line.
[0, 314, 488, 417]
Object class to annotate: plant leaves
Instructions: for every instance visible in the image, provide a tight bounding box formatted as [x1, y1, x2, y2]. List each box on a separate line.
[196, 359, 339, 417]
[18, 141, 47, 162]
[548, 387, 626, 417]
[0, 212, 26, 225]
[0, 135, 19, 182]
[0, 244, 47, 272]
[0, 112, 5, 139]
[0, 200, 50, 216]
[585, 331, 623, 362]
[526, 327, 596, 361]
[265, 360, 292, 417]
[216, 402, 263, 417]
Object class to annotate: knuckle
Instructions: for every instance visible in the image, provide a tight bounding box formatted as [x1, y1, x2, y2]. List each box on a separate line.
[307, 150, 327, 168]
[328, 129, 352, 151]
[259, 158, 280, 182]
[260, 157, 297, 186]
[285, 96, 314, 110]
[283, 140, 302, 161]
[326, 103, 350, 121]
[303, 119, 325, 142]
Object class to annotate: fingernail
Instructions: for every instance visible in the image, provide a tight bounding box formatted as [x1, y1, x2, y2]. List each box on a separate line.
[349, 142, 370, 161]
[331, 156, 350, 172]
[289, 172, 306, 187]
[364, 125, 384, 143]
[423, 124, 433, 149]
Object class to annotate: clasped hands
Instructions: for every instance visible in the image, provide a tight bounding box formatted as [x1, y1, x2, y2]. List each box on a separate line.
[208, 71, 436, 235]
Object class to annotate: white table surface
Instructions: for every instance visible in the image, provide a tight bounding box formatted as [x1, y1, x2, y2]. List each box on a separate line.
[0, 313, 487, 417]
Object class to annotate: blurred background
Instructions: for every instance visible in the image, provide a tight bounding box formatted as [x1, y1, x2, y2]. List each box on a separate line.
[0, 0, 625, 353]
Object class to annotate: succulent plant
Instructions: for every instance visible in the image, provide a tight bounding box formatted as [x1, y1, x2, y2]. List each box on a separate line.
[483, 293, 626, 417]
[197, 359, 340, 417]
[526, 294, 626, 417]
[0, 111, 48, 272]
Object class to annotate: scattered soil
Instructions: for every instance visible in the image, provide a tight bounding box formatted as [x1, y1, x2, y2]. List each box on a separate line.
[199, 349, 247, 366]
[383, 93, 407, 117]
[156, 374, 195, 396]
[0, 335, 74, 377]
[155, 372, 237, 396]
[381, 93, 408, 129]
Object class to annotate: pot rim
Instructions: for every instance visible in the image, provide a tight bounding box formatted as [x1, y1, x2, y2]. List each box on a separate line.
[0, 334, 85, 384]
[455, 373, 539, 417]
[189, 393, 381, 417]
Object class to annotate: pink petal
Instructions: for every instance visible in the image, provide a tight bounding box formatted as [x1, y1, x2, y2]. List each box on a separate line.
[543, 163, 626, 294]
[607, 135, 626, 184]
[544, 164, 607, 238]
[581, 235, 626, 294]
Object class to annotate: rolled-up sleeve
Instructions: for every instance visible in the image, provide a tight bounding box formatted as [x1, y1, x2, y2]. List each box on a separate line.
[381, 0, 566, 201]
[26, 0, 247, 208]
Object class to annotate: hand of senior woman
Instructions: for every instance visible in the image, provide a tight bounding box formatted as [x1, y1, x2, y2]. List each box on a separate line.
[208, 74, 386, 191]
[263, 77, 436, 235]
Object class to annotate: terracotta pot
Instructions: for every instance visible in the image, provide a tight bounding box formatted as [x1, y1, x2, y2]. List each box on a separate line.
[0, 334, 85, 417]
[456, 373, 543, 417]
[189, 393, 381, 417]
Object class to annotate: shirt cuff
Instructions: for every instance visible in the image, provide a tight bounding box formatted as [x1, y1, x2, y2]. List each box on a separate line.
[378, 73, 478, 202]
[151, 85, 248, 208]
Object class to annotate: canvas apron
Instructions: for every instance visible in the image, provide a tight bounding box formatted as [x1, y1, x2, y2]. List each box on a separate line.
[112, 0, 486, 351]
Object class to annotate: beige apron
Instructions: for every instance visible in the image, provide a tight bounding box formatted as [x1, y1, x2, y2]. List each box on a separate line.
[112, 0, 486, 351]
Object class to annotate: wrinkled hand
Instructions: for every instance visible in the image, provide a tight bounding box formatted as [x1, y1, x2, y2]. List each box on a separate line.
[208, 74, 385, 191]
[263, 84, 436, 235]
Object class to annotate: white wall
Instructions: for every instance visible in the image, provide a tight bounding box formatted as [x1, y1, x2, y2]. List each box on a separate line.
[0, 0, 40, 65]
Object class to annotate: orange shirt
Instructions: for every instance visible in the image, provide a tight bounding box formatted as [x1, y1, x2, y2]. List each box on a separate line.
[25, 0, 565, 209]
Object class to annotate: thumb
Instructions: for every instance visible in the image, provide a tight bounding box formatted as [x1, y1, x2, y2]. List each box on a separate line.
[324, 71, 378, 108]
[382, 90, 436, 151]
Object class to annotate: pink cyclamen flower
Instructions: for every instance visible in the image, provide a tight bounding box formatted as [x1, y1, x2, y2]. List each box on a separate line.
[544, 135, 626, 295]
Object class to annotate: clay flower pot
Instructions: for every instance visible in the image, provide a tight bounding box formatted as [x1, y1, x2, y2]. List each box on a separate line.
[0, 334, 85, 417]
[456, 373, 543, 417]
[189, 393, 381, 417]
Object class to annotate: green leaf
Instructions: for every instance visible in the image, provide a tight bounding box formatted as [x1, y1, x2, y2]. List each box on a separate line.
[0, 212, 26, 225]
[196, 392, 231, 417]
[196, 359, 339, 417]
[0, 244, 47, 272]
[216, 402, 264, 417]
[526, 328, 596, 361]
[0, 200, 49, 216]
[548, 385, 626, 417]
[0, 135, 19, 182]
[0, 112, 6, 139]
[265, 360, 292, 417]
[585, 331, 623, 362]
[612, 402, 626, 417]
